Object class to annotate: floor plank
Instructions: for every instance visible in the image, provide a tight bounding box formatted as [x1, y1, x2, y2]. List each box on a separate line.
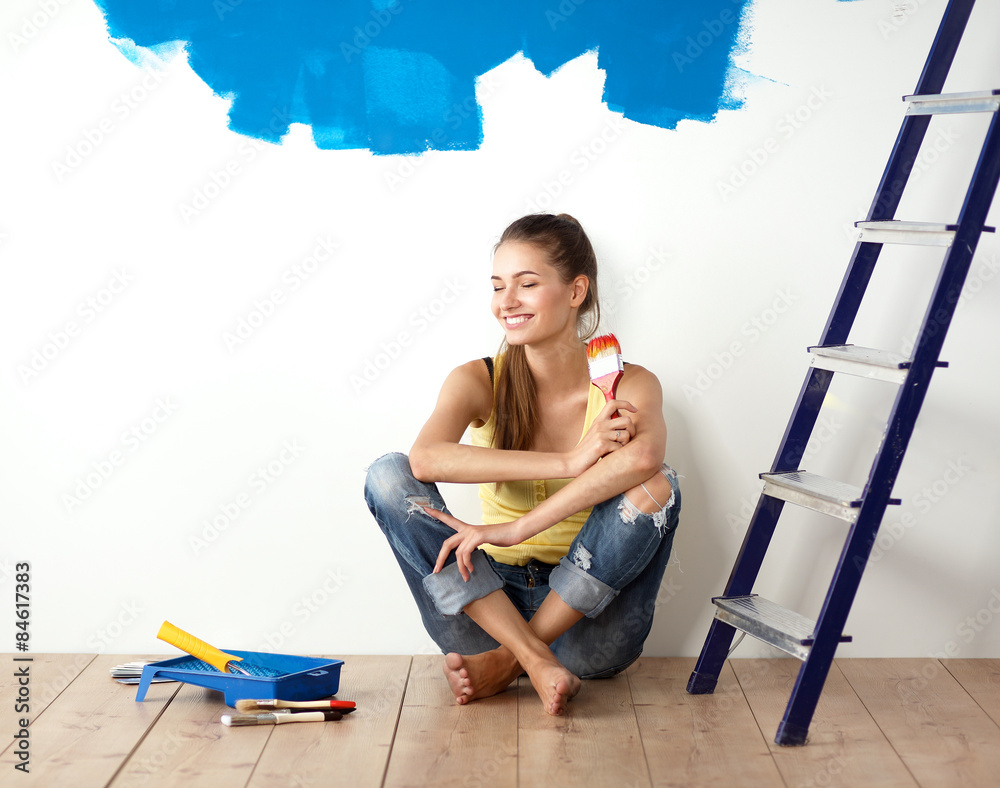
[4, 655, 1000, 787]
[839, 657, 1000, 788]
[248, 655, 412, 788]
[941, 658, 1000, 727]
[518, 665, 650, 788]
[382, 654, 517, 788]
[109, 682, 269, 788]
[733, 658, 917, 788]
[0, 655, 178, 788]
[0, 653, 96, 753]
[629, 657, 782, 787]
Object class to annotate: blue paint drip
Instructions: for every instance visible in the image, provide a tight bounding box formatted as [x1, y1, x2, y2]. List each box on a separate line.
[92, 0, 752, 155]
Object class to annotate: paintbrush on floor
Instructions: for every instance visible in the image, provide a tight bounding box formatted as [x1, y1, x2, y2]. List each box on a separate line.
[235, 698, 356, 712]
[222, 710, 344, 726]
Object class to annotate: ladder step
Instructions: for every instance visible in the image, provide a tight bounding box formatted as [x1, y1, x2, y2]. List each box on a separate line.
[712, 595, 852, 661]
[808, 344, 949, 384]
[904, 88, 1000, 115]
[809, 344, 909, 383]
[856, 220, 956, 246]
[760, 471, 901, 522]
[854, 220, 995, 246]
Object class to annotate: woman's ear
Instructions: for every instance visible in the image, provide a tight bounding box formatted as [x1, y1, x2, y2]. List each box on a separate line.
[570, 275, 589, 307]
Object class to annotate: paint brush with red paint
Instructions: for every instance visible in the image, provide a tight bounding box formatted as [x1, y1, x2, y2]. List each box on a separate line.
[235, 698, 356, 713]
[586, 333, 624, 411]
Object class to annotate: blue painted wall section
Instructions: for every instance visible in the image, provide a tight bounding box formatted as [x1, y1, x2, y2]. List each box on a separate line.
[93, 0, 752, 155]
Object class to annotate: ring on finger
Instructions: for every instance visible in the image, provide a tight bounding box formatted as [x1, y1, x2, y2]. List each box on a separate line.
[615, 430, 621, 441]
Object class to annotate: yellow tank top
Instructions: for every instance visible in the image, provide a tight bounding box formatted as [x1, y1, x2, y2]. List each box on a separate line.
[470, 363, 607, 566]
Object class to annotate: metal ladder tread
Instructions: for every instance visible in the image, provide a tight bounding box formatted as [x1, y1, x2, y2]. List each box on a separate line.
[759, 470, 900, 522]
[855, 220, 996, 247]
[904, 88, 1000, 115]
[808, 344, 948, 384]
[712, 595, 852, 661]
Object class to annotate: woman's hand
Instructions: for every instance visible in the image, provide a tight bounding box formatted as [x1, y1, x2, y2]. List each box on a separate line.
[426, 508, 523, 581]
[563, 399, 637, 478]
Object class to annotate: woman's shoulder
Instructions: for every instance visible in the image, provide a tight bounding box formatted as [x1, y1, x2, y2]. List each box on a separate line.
[450, 356, 495, 384]
[618, 362, 662, 398]
[441, 357, 494, 427]
[621, 360, 657, 379]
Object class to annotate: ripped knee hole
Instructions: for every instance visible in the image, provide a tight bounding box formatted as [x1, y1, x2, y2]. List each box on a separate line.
[622, 471, 675, 516]
[403, 494, 433, 519]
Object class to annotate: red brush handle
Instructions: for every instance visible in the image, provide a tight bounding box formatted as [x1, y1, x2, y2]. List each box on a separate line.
[592, 371, 622, 416]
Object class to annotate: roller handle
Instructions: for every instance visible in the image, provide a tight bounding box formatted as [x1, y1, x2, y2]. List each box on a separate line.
[157, 620, 245, 674]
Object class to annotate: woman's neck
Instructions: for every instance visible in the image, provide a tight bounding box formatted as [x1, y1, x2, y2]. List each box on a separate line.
[523, 339, 590, 397]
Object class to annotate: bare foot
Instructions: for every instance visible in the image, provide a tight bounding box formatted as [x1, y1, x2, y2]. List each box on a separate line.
[527, 661, 581, 716]
[443, 649, 521, 705]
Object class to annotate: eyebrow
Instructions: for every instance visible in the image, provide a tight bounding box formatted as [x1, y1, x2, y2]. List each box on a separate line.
[491, 270, 540, 281]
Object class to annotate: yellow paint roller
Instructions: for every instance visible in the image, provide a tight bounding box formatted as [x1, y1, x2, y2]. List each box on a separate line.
[157, 620, 252, 675]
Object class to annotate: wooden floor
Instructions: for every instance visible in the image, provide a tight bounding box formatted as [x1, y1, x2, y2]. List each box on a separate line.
[1, 655, 999, 787]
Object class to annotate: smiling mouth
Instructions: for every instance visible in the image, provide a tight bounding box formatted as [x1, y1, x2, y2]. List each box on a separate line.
[504, 315, 532, 326]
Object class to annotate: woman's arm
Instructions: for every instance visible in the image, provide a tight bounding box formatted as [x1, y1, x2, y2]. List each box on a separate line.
[409, 359, 630, 484]
[515, 364, 666, 536]
[429, 364, 669, 578]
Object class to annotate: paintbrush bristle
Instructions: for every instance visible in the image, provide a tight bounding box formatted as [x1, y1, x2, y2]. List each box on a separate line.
[587, 332, 624, 406]
[586, 333, 621, 360]
[235, 699, 268, 712]
[587, 333, 623, 383]
[222, 713, 274, 726]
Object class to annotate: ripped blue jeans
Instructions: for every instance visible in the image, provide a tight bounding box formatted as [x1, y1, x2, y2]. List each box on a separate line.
[364, 452, 681, 679]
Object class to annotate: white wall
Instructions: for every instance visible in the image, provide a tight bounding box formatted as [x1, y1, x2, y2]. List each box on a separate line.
[2, 0, 998, 661]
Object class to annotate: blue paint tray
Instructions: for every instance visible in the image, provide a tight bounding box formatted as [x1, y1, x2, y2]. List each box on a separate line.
[134, 650, 343, 707]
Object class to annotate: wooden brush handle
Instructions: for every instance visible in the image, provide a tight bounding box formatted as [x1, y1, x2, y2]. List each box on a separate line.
[157, 621, 243, 673]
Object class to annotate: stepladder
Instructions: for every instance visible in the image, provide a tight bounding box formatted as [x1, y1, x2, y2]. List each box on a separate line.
[686, 0, 1000, 746]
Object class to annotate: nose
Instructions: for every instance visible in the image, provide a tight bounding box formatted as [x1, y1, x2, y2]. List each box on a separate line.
[500, 288, 519, 311]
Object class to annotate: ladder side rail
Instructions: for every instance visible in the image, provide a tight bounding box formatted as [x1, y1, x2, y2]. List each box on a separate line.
[858, 108, 1000, 511]
[685, 618, 739, 693]
[774, 499, 894, 744]
[874, 107, 1000, 420]
[907, 0, 976, 105]
[774, 111, 1000, 744]
[717, 494, 789, 597]
[686, 495, 786, 693]
[863, 0, 975, 222]
[821, 0, 974, 342]
[821, 120, 927, 345]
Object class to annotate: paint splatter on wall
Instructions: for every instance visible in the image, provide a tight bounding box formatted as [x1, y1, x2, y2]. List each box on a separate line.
[93, 0, 751, 155]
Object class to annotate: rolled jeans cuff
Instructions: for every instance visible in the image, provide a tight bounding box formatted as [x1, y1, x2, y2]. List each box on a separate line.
[421, 549, 504, 616]
[550, 556, 617, 618]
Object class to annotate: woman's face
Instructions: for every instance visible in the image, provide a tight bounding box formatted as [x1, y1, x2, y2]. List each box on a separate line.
[491, 241, 585, 346]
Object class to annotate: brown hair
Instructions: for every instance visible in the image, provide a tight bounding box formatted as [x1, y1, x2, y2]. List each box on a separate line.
[490, 213, 600, 454]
